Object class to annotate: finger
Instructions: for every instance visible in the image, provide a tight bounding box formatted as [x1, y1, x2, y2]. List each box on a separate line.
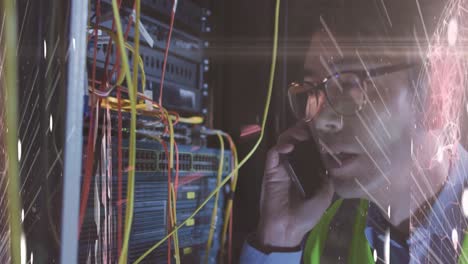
[276, 143, 294, 154]
[264, 144, 294, 173]
[277, 124, 310, 146]
[261, 145, 294, 211]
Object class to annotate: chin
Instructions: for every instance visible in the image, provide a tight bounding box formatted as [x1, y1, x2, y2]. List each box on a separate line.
[328, 157, 388, 199]
[331, 174, 378, 199]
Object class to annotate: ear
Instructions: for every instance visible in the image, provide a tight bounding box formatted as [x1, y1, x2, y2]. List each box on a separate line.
[422, 67, 443, 131]
[423, 54, 465, 132]
[423, 91, 445, 131]
[408, 60, 447, 131]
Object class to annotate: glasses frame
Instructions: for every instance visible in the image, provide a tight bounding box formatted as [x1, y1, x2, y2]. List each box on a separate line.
[288, 63, 419, 121]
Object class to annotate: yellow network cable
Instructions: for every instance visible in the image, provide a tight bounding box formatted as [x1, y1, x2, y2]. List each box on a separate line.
[219, 135, 238, 263]
[109, 0, 138, 262]
[123, 43, 146, 92]
[170, 115, 204, 125]
[163, 106, 177, 261]
[2, 0, 22, 263]
[161, 108, 175, 170]
[101, 97, 204, 125]
[122, 0, 140, 261]
[203, 132, 224, 264]
[133, 0, 281, 261]
[96, 2, 179, 263]
[170, 184, 181, 264]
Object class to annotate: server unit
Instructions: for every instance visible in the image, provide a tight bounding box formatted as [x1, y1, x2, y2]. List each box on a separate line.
[79, 140, 231, 263]
[88, 0, 210, 116]
[80, 0, 229, 263]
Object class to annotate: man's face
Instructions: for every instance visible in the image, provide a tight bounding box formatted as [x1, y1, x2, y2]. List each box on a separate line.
[304, 32, 419, 198]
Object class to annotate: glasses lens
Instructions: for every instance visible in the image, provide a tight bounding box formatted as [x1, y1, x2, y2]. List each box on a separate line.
[288, 83, 324, 121]
[325, 73, 366, 115]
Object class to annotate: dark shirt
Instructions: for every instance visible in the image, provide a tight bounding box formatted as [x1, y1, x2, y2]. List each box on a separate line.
[365, 144, 468, 263]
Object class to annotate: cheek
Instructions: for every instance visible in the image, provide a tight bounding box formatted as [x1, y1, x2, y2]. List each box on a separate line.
[385, 83, 416, 138]
[359, 83, 415, 152]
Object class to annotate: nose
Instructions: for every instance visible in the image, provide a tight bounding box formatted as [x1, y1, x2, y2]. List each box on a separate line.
[313, 105, 344, 134]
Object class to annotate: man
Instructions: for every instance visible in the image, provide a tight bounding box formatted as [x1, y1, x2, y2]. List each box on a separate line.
[240, 0, 468, 263]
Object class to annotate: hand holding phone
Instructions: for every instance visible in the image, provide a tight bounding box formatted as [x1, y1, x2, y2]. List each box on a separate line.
[280, 138, 328, 199]
[257, 124, 334, 249]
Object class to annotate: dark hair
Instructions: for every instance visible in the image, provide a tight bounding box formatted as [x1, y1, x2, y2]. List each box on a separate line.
[287, 0, 445, 61]
[288, 0, 467, 151]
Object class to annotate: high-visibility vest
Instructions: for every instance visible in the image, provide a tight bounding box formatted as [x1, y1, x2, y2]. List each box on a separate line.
[303, 199, 373, 264]
[303, 199, 468, 264]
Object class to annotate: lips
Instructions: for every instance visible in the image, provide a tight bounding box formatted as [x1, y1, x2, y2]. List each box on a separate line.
[322, 152, 359, 170]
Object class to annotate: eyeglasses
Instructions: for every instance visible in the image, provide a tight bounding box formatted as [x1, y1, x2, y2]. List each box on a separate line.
[287, 63, 418, 121]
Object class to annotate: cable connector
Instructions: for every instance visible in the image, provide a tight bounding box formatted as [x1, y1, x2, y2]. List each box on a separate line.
[200, 128, 226, 136]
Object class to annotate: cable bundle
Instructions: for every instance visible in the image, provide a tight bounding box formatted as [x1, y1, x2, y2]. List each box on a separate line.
[81, 0, 281, 262]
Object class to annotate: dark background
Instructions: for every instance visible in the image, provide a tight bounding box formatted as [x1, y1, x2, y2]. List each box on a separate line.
[210, 0, 289, 261]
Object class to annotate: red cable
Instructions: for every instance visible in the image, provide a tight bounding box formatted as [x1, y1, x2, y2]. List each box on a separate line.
[117, 86, 123, 257]
[227, 134, 235, 264]
[158, 0, 177, 106]
[124, 3, 136, 39]
[168, 111, 180, 126]
[78, 101, 98, 237]
[95, 1, 124, 258]
[91, 0, 101, 92]
[105, 104, 113, 263]
[102, 0, 123, 84]
[78, 0, 101, 238]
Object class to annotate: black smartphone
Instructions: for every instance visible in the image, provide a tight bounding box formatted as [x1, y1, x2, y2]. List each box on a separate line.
[280, 139, 327, 199]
